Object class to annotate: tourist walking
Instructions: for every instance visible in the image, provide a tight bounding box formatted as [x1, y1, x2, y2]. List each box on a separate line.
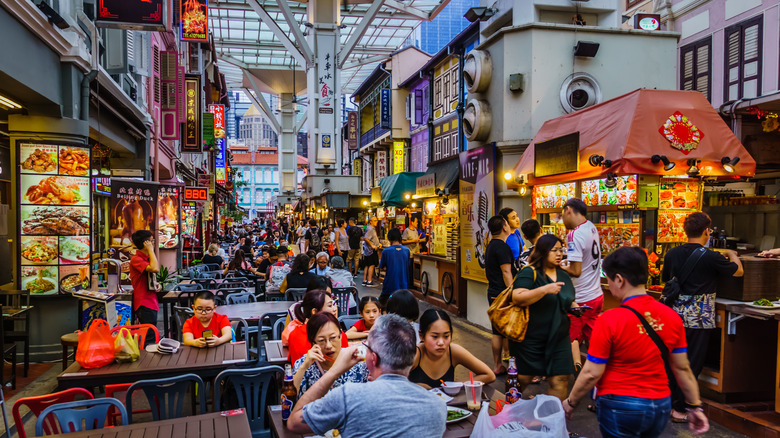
[484, 215, 516, 375]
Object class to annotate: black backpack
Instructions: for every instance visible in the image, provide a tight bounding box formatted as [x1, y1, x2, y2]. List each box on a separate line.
[348, 226, 363, 249]
[309, 227, 321, 249]
[660, 247, 706, 306]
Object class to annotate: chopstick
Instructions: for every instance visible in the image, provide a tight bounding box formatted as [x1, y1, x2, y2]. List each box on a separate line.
[323, 355, 335, 363]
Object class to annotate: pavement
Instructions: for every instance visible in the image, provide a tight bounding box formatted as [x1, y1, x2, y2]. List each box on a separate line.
[353, 277, 746, 437]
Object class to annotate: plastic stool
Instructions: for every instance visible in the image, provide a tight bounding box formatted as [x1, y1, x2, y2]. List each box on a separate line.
[60, 332, 79, 371]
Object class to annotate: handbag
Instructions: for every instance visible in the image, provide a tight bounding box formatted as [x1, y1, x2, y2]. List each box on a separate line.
[487, 267, 533, 342]
[621, 305, 675, 386]
[659, 247, 706, 306]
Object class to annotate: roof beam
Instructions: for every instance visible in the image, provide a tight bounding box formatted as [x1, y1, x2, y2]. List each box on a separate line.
[342, 54, 388, 70]
[242, 69, 282, 134]
[216, 53, 248, 69]
[246, 0, 306, 68]
[383, 0, 429, 20]
[338, 0, 385, 67]
[275, 0, 313, 67]
[208, 0, 420, 20]
[215, 40, 394, 56]
[294, 111, 308, 134]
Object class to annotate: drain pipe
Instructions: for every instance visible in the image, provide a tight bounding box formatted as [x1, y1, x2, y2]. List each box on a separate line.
[78, 12, 99, 122]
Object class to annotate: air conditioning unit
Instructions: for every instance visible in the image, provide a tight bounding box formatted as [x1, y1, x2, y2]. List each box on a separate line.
[463, 100, 492, 141]
[463, 50, 492, 93]
[560, 72, 602, 113]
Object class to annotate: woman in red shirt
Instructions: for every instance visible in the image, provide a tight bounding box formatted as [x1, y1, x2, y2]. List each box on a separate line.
[563, 247, 708, 438]
[287, 289, 347, 364]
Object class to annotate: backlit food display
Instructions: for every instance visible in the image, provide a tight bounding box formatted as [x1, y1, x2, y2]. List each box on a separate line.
[596, 224, 640, 254]
[18, 142, 91, 295]
[533, 183, 577, 209]
[158, 186, 179, 249]
[581, 175, 638, 206]
[657, 210, 689, 243]
[659, 178, 701, 210]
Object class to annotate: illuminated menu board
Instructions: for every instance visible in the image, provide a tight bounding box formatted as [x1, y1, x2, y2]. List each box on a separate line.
[533, 183, 577, 210]
[581, 175, 638, 207]
[158, 186, 180, 249]
[659, 178, 701, 210]
[18, 142, 91, 295]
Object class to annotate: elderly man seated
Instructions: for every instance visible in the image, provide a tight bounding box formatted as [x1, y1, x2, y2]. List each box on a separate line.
[288, 314, 447, 437]
[309, 252, 332, 276]
[326, 256, 355, 289]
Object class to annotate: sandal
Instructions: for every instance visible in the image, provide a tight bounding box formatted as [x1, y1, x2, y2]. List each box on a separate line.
[587, 404, 597, 413]
[531, 376, 542, 384]
[670, 411, 688, 423]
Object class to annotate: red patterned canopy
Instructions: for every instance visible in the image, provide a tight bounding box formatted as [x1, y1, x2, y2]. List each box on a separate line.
[512, 89, 756, 186]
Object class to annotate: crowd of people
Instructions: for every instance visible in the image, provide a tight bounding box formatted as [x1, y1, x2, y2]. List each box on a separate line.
[123, 201, 747, 437]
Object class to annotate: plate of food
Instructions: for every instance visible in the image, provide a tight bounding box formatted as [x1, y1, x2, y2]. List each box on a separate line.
[59, 237, 90, 264]
[60, 273, 89, 293]
[58, 147, 90, 176]
[446, 407, 472, 424]
[21, 240, 58, 264]
[746, 299, 780, 309]
[22, 268, 57, 294]
[20, 147, 57, 174]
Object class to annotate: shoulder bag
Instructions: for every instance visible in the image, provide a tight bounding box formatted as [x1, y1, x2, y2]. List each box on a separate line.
[487, 267, 534, 342]
[621, 305, 675, 386]
[659, 247, 706, 306]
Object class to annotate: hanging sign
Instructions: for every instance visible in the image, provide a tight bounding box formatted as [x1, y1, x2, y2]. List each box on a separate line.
[348, 111, 358, 150]
[416, 173, 436, 198]
[634, 14, 661, 31]
[158, 186, 180, 249]
[184, 187, 209, 201]
[96, 0, 166, 30]
[393, 141, 405, 174]
[181, 0, 208, 41]
[208, 104, 225, 139]
[215, 139, 226, 185]
[375, 150, 388, 186]
[202, 112, 214, 147]
[380, 89, 391, 129]
[534, 132, 579, 177]
[182, 75, 201, 153]
[109, 179, 158, 286]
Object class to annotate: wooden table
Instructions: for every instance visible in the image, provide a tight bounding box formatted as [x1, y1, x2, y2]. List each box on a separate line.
[215, 301, 295, 321]
[57, 343, 249, 389]
[49, 410, 251, 437]
[267, 383, 500, 437]
[264, 340, 288, 365]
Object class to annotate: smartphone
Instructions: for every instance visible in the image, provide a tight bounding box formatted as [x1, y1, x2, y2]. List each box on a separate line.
[202, 329, 213, 339]
[570, 306, 592, 312]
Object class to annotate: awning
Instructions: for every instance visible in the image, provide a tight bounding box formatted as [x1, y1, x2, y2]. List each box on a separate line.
[379, 172, 426, 207]
[512, 89, 757, 186]
[423, 158, 459, 193]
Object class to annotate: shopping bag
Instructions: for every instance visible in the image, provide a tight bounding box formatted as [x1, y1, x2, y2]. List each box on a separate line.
[113, 327, 141, 362]
[470, 395, 568, 438]
[75, 319, 115, 369]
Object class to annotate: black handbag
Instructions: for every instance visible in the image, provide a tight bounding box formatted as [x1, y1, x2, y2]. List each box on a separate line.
[659, 247, 706, 306]
[621, 305, 675, 386]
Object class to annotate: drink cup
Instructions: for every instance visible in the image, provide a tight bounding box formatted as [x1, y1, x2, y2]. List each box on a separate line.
[464, 381, 483, 410]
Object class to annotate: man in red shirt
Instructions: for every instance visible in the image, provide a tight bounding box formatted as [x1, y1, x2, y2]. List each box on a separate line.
[563, 247, 708, 438]
[129, 230, 160, 343]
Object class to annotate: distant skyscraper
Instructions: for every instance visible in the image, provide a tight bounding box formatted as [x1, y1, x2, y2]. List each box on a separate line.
[402, 0, 478, 54]
[227, 91, 252, 139]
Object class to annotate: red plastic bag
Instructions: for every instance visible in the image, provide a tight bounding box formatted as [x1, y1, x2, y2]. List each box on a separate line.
[75, 319, 115, 369]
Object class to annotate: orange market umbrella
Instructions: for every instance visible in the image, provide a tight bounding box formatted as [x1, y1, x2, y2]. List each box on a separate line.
[512, 89, 757, 186]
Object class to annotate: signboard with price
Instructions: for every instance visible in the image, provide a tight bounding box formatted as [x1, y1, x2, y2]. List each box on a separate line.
[184, 187, 209, 202]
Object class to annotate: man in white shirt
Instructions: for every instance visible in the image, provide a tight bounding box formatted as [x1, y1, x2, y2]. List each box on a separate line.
[561, 198, 603, 372]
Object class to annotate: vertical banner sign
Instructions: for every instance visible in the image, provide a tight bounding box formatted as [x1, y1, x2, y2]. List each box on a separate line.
[393, 141, 405, 174]
[459, 145, 495, 283]
[202, 112, 214, 149]
[215, 139, 226, 185]
[158, 186, 180, 249]
[208, 104, 225, 139]
[18, 142, 92, 295]
[182, 76, 201, 152]
[380, 89, 391, 129]
[109, 179, 158, 286]
[375, 150, 388, 186]
[348, 111, 358, 150]
[316, 34, 336, 164]
[180, 0, 208, 41]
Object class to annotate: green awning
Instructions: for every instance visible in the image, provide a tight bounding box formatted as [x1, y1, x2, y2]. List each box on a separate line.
[379, 172, 425, 207]
[424, 157, 459, 193]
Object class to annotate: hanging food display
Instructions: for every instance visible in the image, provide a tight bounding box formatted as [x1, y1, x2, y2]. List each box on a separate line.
[533, 183, 577, 209]
[18, 142, 92, 295]
[657, 210, 690, 243]
[158, 186, 180, 249]
[581, 175, 638, 207]
[595, 223, 640, 254]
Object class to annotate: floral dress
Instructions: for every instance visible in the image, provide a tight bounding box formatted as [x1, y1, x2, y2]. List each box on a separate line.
[293, 354, 369, 396]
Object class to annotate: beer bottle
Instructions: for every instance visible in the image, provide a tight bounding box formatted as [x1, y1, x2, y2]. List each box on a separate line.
[505, 357, 521, 403]
[281, 364, 297, 425]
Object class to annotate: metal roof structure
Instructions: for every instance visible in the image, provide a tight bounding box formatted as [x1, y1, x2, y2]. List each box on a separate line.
[208, 0, 452, 94]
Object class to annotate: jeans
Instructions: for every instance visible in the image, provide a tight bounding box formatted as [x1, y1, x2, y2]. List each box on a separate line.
[596, 394, 671, 438]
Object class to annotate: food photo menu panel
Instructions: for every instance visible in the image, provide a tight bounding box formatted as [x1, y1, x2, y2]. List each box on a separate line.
[17, 142, 92, 295]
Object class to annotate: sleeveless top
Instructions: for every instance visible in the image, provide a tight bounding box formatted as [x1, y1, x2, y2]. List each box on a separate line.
[408, 345, 455, 388]
[337, 228, 350, 251]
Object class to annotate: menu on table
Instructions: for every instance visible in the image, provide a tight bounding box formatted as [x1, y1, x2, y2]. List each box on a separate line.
[657, 210, 689, 243]
[581, 175, 638, 207]
[18, 143, 91, 295]
[533, 183, 577, 209]
[158, 186, 180, 249]
[595, 223, 640, 254]
[659, 178, 701, 210]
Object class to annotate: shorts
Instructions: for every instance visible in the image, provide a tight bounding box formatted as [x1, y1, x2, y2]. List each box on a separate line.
[346, 249, 361, 266]
[569, 295, 604, 343]
[362, 252, 379, 267]
[488, 293, 502, 336]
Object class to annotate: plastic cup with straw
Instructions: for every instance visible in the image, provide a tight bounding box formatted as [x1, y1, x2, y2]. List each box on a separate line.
[464, 371, 483, 410]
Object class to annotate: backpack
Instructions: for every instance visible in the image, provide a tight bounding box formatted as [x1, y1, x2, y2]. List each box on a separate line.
[348, 226, 364, 249]
[309, 228, 321, 249]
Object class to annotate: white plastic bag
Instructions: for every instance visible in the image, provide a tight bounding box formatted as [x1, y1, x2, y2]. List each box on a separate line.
[470, 395, 569, 438]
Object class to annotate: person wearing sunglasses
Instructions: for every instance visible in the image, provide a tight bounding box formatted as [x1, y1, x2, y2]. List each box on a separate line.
[182, 291, 232, 348]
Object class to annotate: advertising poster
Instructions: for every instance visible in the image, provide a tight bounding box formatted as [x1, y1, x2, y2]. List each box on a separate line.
[596, 223, 640, 254]
[18, 142, 91, 295]
[110, 179, 158, 284]
[659, 178, 701, 210]
[459, 145, 494, 283]
[158, 186, 180, 249]
[533, 183, 577, 210]
[181, 0, 208, 41]
[581, 175, 638, 207]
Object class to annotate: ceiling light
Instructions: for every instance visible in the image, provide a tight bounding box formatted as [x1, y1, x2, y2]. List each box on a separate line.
[0, 94, 22, 109]
[651, 154, 675, 171]
[604, 173, 618, 188]
[503, 171, 512, 181]
[518, 185, 529, 197]
[720, 156, 740, 173]
[686, 158, 701, 177]
[362, 200, 368, 206]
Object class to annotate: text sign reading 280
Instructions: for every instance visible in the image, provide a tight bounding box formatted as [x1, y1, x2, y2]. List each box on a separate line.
[184, 187, 209, 201]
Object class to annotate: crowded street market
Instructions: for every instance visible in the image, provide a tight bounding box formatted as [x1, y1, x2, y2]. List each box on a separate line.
[0, 0, 779, 436]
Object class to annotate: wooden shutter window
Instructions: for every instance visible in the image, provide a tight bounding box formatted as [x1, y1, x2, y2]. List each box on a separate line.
[680, 37, 711, 101]
[724, 16, 762, 101]
[414, 89, 423, 125]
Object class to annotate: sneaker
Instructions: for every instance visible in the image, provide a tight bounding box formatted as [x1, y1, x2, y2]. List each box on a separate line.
[366, 281, 375, 287]
[362, 281, 368, 286]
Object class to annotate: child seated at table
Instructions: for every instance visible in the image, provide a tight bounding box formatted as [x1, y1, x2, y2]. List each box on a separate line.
[182, 291, 232, 348]
[346, 297, 380, 340]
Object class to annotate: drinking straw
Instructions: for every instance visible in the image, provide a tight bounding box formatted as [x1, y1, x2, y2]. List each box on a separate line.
[440, 380, 446, 386]
[470, 372, 476, 406]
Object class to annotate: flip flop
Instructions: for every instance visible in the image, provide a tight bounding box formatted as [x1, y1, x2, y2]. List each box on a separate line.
[670, 412, 688, 423]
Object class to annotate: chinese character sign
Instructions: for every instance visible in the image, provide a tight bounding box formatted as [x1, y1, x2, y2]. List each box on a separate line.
[215, 139, 226, 185]
[459, 145, 495, 283]
[348, 111, 358, 150]
[380, 89, 391, 129]
[183, 76, 201, 152]
[208, 104, 225, 139]
[375, 150, 388, 186]
[393, 141, 405, 174]
[109, 179, 159, 285]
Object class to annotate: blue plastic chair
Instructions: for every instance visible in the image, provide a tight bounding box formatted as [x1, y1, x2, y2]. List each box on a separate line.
[226, 292, 256, 305]
[125, 373, 205, 423]
[333, 287, 360, 315]
[34, 398, 128, 435]
[338, 315, 361, 332]
[172, 283, 204, 292]
[285, 288, 307, 302]
[272, 318, 286, 341]
[214, 365, 283, 437]
[229, 318, 252, 360]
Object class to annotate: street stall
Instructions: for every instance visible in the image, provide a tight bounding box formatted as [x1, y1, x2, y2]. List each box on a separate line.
[511, 88, 776, 406]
